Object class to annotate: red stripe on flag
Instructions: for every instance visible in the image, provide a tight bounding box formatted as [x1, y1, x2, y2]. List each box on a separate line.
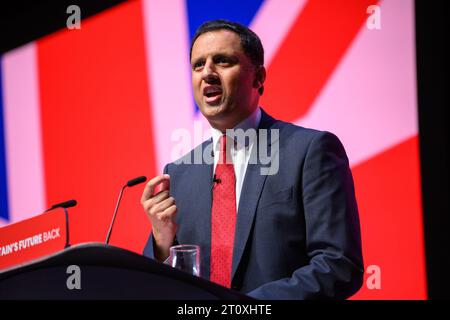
[350, 136, 427, 299]
[37, 1, 155, 253]
[261, 0, 377, 122]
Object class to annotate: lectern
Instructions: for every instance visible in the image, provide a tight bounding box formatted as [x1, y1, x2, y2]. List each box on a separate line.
[0, 243, 251, 300]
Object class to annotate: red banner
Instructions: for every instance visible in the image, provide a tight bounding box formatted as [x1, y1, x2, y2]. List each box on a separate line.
[0, 209, 67, 270]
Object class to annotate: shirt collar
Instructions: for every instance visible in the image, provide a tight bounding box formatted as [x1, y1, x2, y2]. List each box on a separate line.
[211, 107, 262, 152]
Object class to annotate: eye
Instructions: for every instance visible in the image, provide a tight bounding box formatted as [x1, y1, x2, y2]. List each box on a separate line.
[215, 56, 230, 65]
[192, 61, 204, 71]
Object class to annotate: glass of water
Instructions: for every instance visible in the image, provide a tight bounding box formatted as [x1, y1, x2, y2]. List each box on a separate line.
[167, 244, 200, 277]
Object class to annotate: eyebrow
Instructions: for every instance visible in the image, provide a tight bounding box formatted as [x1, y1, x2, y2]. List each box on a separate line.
[215, 54, 239, 63]
[191, 53, 239, 66]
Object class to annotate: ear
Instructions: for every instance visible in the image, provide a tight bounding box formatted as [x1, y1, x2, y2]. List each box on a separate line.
[253, 66, 266, 90]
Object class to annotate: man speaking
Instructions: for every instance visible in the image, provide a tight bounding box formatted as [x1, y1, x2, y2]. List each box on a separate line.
[141, 20, 363, 299]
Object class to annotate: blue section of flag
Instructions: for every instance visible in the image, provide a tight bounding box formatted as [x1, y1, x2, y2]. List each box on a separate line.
[185, 0, 265, 113]
[186, 0, 264, 41]
[0, 58, 10, 221]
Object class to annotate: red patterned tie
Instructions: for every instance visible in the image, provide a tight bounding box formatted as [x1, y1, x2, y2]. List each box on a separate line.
[210, 134, 237, 287]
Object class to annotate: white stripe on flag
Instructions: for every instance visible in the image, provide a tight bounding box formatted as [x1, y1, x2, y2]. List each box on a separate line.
[1, 42, 46, 226]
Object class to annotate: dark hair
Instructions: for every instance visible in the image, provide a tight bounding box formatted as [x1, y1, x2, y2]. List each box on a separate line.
[190, 19, 265, 95]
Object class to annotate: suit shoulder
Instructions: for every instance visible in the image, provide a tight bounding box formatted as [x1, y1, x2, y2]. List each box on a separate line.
[277, 120, 340, 144]
[272, 120, 347, 161]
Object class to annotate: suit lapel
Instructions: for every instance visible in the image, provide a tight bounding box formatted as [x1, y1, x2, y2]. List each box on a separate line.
[231, 109, 278, 280]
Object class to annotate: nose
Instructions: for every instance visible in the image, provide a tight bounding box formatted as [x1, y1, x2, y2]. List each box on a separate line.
[201, 59, 219, 83]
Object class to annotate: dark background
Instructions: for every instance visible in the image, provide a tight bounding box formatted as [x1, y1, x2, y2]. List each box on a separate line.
[0, 0, 127, 53]
[415, 0, 449, 300]
[0, 0, 449, 299]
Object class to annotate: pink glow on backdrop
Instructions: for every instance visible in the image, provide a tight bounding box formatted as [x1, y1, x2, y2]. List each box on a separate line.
[1, 43, 46, 227]
[142, 0, 195, 173]
[297, 0, 418, 166]
[251, 0, 307, 66]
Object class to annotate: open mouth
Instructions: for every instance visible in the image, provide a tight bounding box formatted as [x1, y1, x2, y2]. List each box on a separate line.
[203, 85, 223, 104]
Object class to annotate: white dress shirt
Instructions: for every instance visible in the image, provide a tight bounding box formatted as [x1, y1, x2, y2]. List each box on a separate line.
[210, 107, 262, 208]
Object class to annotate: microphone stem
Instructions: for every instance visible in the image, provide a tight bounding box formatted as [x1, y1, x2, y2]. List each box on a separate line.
[105, 185, 127, 245]
[64, 207, 70, 248]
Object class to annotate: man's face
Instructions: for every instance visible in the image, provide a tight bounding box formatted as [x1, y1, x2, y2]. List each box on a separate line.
[190, 30, 261, 130]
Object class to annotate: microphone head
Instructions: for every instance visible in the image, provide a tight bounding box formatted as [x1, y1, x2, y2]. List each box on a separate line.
[62, 199, 77, 208]
[47, 199, 77, 211]
[126, 176, 147, 187]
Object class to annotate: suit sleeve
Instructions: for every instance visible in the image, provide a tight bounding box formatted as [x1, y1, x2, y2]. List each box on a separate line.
[247, 131, 364, 299]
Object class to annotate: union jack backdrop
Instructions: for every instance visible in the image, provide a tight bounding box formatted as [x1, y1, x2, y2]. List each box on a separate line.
[0, 0, 426, 299]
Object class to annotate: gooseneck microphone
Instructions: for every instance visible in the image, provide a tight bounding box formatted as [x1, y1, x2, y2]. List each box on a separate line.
[105, 176, 147, 245]
[44, 199, 77, 249]
[44, 199, 77, 212]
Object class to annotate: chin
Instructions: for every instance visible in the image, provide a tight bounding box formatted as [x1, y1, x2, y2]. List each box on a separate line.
[201, 103, 227, 116]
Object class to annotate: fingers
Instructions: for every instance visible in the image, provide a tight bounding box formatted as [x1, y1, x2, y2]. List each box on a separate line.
[141, 174, 170, 204]
[151, 196, 175, 216]
[159, 203, 177, 221]
[153, 190, 170, 204]
[159, 178, 170, 193]
[147, 197, 177, 223]
[141, 174, 177, 226]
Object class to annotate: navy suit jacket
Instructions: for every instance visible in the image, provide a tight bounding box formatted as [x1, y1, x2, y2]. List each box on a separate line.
[143, 109, 364, 299]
